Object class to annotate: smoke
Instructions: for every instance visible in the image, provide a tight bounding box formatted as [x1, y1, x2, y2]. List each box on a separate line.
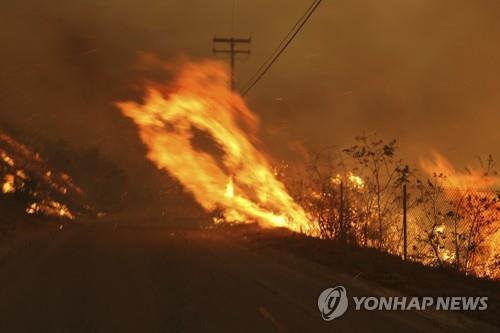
[1, 0, 499, 199]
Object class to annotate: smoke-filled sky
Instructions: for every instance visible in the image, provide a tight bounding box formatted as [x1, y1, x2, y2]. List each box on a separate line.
[1, 0, 499, 182]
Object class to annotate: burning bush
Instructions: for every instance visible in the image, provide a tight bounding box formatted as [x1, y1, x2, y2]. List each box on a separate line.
[0, 131, 82, 221]
[410, 156, 500, 278]
[280, 142, 500, 279]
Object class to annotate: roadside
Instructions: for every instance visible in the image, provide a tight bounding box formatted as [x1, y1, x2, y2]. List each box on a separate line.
[0, 219, 498, 332]
[214, 223, 500, 329]
[0, 217, 71, 266]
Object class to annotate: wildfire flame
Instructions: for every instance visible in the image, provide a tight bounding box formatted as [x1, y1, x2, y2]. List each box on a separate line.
[421, 152, 500, 190]
[117, 60, 315, 234]
[420, 152, 500, 277]
[224, 177, 234, 199]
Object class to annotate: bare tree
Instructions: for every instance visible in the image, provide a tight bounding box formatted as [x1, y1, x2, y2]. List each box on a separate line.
[413, 156, 500, 276]
[450, 190, 500, 275]
[343, 135, 403, 250]
[413, 175, 449, 267]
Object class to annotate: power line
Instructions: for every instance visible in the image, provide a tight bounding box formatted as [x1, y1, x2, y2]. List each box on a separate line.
[231, 0, 235, 36]
[240, 0, 319, 93]
[241, 0, 323, 96]
[241, 0, 322, 95]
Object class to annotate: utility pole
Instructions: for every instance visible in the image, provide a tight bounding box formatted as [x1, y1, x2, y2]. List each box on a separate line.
[402, 183, 408, 260]
[339, 180, 345, 244]
[213, 36, 251, 91]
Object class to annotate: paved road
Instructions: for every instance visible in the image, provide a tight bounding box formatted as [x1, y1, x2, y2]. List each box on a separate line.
[0, 222, 494, 332]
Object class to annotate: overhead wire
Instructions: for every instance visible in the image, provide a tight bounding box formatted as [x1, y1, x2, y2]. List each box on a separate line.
[240, 0, 323, 96]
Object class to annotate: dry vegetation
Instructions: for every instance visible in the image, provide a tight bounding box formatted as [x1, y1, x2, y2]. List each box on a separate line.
[277, 135, 500, 279]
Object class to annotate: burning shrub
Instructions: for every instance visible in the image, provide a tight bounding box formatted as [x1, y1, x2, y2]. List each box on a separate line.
[0, 131, 83, 221]
[343, 135, 408, 251]
[275, 136, 407, 249]
[278, 136, 499, 279]
[410, 155, 500, 277]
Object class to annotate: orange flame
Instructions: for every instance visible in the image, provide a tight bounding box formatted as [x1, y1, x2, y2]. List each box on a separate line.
[117, 60, 315, 234]
[2, 174, 15, 194]
[420, 152, 499, 190]
[421, 152, 500, 276]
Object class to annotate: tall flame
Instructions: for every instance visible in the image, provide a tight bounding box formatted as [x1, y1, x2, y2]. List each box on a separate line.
[117, 60, 315, 234]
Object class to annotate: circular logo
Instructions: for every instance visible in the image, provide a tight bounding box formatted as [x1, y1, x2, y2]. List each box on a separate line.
[318, 286, 348, 321]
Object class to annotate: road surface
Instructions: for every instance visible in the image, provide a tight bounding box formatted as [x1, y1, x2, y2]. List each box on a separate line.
[0, 222, 495, 332]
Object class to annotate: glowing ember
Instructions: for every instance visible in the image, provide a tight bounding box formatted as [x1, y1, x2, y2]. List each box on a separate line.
[348, 172, 364, 189]
[26, 200, 75, 220]
[1, 152, 15, 167]
[16, 169, 28, 180]
[331, 172, 364, 189]
[117, 60, 316, 234]
[331, 174, 342, 185]
[2, 174, 15, 193]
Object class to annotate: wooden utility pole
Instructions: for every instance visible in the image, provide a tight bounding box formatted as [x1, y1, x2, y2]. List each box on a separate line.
[213, 36, 251, 91]
[402, 183, 408, 260]
[339, 180, 345, 244]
